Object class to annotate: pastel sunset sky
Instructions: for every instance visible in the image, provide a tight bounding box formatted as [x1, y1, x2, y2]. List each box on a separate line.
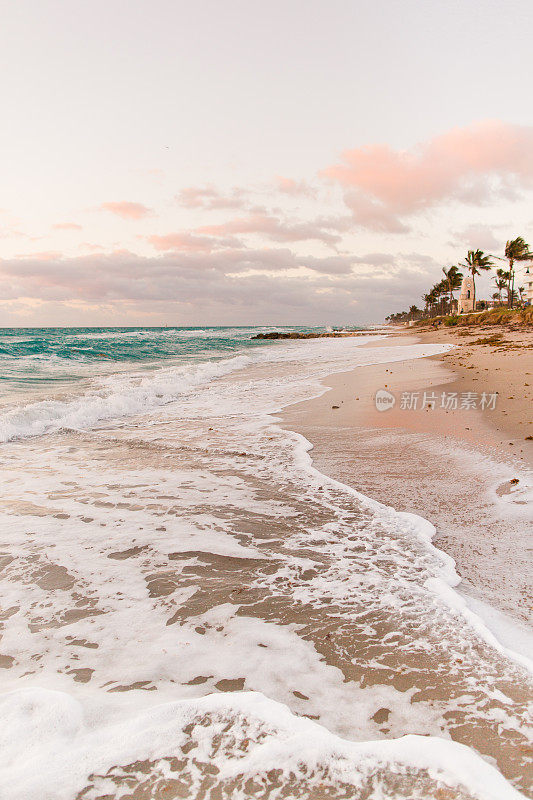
[1, 0, 532, 326]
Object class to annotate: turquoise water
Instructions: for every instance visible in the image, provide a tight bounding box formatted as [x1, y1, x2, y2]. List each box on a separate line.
[0, 325, 329, 440]
[0, 326, 531, 799]
[0, 326, 321, 390]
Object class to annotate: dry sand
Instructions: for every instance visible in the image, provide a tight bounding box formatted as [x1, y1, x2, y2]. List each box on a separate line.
[3, 332, 531, 796]
[281, 329, 533, 627]
[399, 325, 533, 448]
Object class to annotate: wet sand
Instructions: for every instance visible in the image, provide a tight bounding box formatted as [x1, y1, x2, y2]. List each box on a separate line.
[2, 337, 532, 798]
[398, 325, 533, 447]
[281, 333, 533, 628]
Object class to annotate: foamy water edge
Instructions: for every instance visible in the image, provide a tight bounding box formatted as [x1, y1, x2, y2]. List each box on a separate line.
[1, 335, 530, 799]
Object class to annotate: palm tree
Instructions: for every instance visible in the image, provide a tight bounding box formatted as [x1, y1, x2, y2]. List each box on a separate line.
[430, 279, 448, 316]
[504, 237, 533, 308]
[493, 268, 510, 305]
[422, 293, 433, 317]
[493, 278, 507, 304]
[434, 289, 443, 316]
[425, 288, 438, 317]
[459, 249, 494, 308]
[439, 279, 449, 314]
[442, 265, 463, 313]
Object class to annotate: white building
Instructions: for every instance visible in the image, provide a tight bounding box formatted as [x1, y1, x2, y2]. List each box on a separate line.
[524, 266, 533, 304]
[458, 275, 475, 313]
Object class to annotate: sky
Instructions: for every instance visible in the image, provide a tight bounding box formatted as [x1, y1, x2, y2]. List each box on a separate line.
[1, 0, 532, 327]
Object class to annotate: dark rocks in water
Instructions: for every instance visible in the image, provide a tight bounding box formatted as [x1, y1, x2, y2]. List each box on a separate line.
[251, 331, 372, 340]
[252, 332, 315, 340]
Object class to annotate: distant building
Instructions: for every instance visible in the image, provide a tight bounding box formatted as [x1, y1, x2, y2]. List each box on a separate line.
[525, 267, 533, 305]
[458, 276, 475, 313]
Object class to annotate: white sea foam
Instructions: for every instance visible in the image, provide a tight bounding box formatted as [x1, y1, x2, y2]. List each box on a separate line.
[63, 326, 267, 340]
[0, 338, 449, 443]
[459, 595, 533, 664]
[0, 354, 252, 441]
[0, 334, 530, 798]
[0, 689, 526, 800]
[64, 328, 182, 340]
[429, 578, 533, 672]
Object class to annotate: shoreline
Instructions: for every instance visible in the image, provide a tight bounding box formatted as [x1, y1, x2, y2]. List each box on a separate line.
[280, 332, 532, 648]
[394, 325, 533, 450]
[2, 331, 532, 796]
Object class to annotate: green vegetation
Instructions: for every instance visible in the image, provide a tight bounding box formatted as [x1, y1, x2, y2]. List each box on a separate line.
[442, 264, 463, 309]
[459, 249, 494, 305]
[493, 268, 510, 304]
[386, 235, 532, 324]
[503, 237, 533, 308]
[413, 306, 533, 328]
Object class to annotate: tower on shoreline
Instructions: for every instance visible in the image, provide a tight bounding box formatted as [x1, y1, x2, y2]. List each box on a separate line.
[458, 276, 475, 313]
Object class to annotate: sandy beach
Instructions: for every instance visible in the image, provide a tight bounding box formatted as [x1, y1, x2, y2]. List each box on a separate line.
[282, 329, 533, 632]
[1, 329, 531, 799]
[5, 3, 533, 795]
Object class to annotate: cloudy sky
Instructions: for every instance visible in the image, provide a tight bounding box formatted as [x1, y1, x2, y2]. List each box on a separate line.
[1, 0, 532, 326]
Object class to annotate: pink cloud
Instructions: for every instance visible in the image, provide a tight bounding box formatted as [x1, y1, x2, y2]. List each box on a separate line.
[197, 213, 348, 247]
[176, 185, 247, 210]
[322, 120, 533, 230]
[0, 229, 42, 241]
[341, 193, 410, 234]
[79, 243, 105, 252]
[275, 176, 315, 197]
[15, 250, 63, 261]
[147, 232, 244, 252]
[100, 201, 152, 220]
[448, 224, 503, 253]
[52, 222, 82, 230]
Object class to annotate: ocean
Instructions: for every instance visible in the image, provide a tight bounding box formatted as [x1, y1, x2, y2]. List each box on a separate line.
[0, 326, 530, 799]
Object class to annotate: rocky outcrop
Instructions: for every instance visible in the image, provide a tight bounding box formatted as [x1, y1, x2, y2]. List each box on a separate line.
[251, 331, 380, 340]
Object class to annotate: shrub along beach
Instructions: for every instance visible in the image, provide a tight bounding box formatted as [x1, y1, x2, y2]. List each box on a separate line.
[386, 236, 533, 323]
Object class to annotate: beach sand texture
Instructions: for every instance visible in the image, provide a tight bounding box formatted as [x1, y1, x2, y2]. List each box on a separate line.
[283, 332, 533, 626]
[0, 334, 531, 799]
